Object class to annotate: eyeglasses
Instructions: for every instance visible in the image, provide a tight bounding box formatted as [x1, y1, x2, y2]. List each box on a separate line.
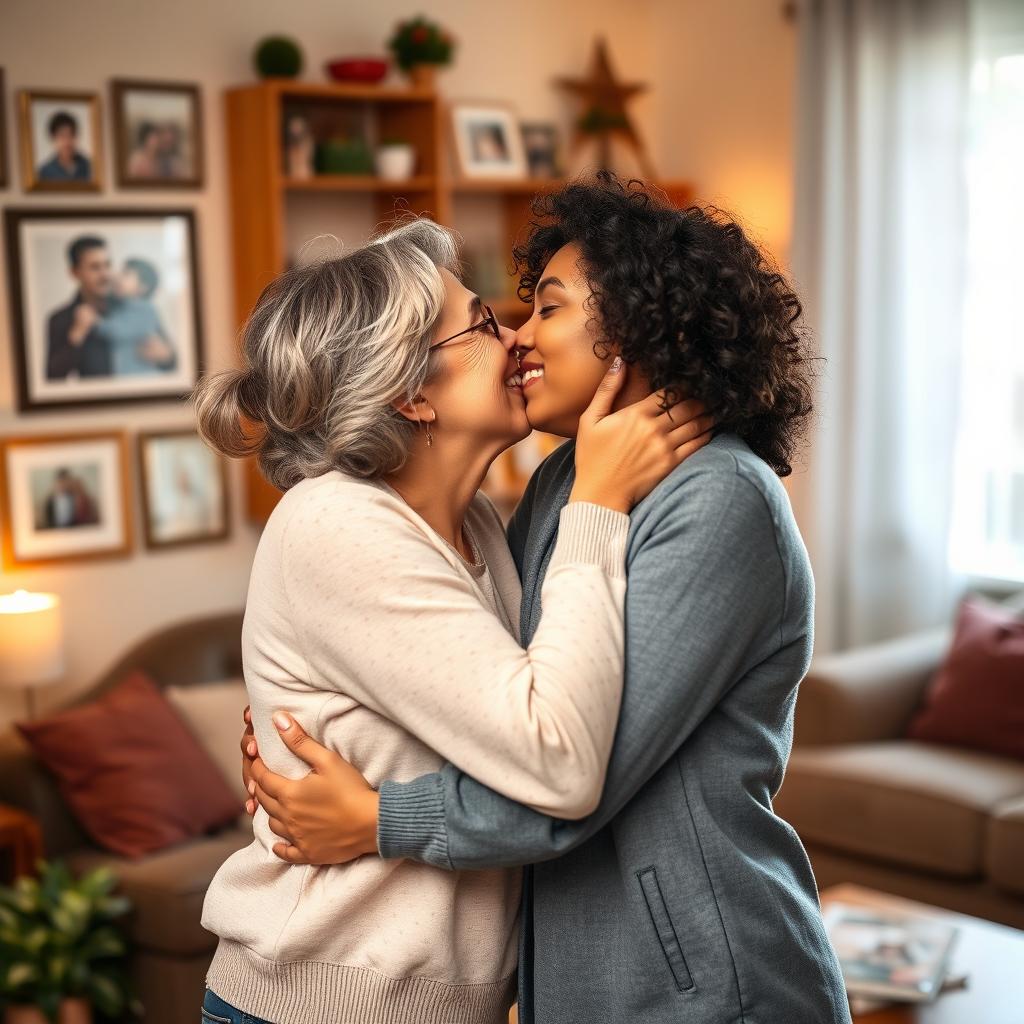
[429, 304, 501, 351]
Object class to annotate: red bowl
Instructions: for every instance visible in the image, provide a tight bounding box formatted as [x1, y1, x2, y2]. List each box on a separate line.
[325, 58, 389, 83]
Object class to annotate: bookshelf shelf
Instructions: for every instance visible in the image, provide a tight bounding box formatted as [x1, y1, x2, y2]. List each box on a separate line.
[225, 79, 694, 523]
[282, 174, 437, 192]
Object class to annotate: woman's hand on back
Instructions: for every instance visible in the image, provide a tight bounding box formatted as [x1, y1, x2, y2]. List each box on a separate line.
[238, 705, 379, 865]
[571, 357, 715, 513]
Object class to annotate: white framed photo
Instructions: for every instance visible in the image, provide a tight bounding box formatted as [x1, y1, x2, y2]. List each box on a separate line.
[19, 90, 103, 192]
[138, 429, 229, 549]
[0, 432, 132, 568]
[4, 208, 204, 411]
[450, 102, 527, 179]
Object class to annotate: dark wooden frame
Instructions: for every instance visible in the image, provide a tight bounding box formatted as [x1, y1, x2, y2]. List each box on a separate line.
[3, 206, 205, 413]
[137, 428, 230, 550]
[0, 430, 133, 569]
[110, 78, 204, 189]
[0, 69, 8, 189]
[18, 89, 104, 192]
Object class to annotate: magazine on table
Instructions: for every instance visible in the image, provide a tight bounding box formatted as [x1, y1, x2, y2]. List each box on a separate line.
[823, 902, 960, 1004]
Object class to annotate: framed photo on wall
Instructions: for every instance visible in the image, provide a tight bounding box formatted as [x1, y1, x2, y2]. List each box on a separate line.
[0, 69, 8, 189]
[4, 207, 204, 412]
[137, 429, 229, 549]
[0, 431, 132, 568]
[450, 102, 527, 179]
[111, 79, 204, 188]
[19, 89, 103, 192]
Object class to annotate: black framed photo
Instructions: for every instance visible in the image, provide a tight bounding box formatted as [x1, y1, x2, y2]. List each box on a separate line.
[111, 79, 204, 188]
[138, 429, 230, 549]
[0, 69, 8, 189]
[18, 89, 103, 192]
[4, 207, 204, 412]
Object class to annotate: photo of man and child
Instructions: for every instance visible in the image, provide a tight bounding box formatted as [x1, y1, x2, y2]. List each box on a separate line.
[5, 209, 202, 410]
[46, 234, 177, 381]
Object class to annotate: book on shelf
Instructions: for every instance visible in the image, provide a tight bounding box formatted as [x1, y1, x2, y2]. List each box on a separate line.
[823, 902, 961, 1005]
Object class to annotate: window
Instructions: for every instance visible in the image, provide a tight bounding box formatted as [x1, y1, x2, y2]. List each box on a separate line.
[949, 15, 1024, 582]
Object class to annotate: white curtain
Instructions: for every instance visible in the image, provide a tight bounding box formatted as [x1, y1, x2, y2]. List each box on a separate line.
[789, 0, 970, 654]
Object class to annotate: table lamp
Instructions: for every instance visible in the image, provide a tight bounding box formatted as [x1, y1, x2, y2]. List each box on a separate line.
[0, 590, 64, 720]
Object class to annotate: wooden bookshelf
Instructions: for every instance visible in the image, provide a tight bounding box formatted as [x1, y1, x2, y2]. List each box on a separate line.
[224, 79, 694, 523]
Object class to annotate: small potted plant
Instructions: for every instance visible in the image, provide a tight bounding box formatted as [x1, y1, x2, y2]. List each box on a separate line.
[0, 860, 137, 1024]
[375, 137, 416, 182]
[387, 17, 454, 89]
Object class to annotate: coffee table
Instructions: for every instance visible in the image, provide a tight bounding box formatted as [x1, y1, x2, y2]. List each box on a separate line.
[820, 883, 1024, 1023]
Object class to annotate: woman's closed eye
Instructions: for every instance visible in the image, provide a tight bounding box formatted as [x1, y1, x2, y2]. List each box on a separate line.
[539, 305, 558, 318]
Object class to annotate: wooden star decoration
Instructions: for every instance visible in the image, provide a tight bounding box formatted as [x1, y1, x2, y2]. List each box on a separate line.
[557, 37, 657, 179]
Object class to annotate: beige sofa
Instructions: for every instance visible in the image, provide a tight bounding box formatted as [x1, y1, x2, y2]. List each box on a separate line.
[776, 595, 1024, 931]
[0, 612, 251, 1024]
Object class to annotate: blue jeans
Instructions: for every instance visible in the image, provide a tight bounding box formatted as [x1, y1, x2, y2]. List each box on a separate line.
[201, 987, 274, 1024]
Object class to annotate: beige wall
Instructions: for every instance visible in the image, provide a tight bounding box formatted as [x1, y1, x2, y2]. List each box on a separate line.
[0, 0, 796, 722]
[650, 0, 798, 263]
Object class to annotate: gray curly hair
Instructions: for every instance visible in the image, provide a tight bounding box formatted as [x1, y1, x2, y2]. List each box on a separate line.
[190, 217, 460, 488]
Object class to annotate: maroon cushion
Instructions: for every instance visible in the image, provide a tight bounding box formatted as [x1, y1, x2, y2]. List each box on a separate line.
[16, 671, 242, 859]
[907, 598, 1024, 760]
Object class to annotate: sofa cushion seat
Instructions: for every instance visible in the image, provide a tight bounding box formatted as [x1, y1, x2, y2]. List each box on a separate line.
[777, 741, 1024, 878]
[986, 795, 1024, 897]
[64, 824, 252, 956]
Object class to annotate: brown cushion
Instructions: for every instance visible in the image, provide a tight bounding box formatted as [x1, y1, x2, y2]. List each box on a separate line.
[907, 597, 1024, 760]
[64, 827, 252, 956]
[776, 740, 1024, 877]
[15, 671, 241, 859]
[986, 795, 1024, 897]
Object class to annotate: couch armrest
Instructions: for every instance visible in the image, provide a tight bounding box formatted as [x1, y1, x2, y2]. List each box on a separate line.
[792, 626, 951, 747]
[0, 729, 91, 857]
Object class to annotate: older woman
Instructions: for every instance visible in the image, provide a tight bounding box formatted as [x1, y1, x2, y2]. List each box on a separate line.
[191, 218, 711, 1024]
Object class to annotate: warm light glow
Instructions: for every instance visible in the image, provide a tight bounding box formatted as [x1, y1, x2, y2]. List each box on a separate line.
[0, 589, 59, 615]
[0, 590, 64, 688]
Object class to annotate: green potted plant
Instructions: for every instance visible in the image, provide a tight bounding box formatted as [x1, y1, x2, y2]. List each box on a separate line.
[253, 36, 304, 79]
[0, 860, 137, 1024]
[387, 16, 454, 89]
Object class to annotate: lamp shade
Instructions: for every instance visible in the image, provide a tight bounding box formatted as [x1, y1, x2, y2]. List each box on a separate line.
[0, 590, 64, 688]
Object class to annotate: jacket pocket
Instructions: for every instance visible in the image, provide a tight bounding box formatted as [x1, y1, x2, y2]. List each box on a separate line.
[637, 866, 695, 992]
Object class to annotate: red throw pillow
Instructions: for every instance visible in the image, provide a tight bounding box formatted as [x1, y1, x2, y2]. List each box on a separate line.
[907, 598, 1024, 760]
[16, 671, 242, 859]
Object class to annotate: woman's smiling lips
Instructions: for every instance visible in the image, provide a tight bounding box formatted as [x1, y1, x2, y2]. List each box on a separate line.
[518, 360, 545, 391]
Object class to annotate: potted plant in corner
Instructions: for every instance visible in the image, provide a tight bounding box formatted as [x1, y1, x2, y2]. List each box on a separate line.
[388, 16, 454, 89]
[0, 860, 138, 1024]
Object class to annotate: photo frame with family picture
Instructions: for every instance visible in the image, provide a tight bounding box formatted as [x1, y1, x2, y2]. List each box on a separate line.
[520, 122, 563, 179]
[138, 429, 230, 550]
[0, 432, 132, 568]
[111, 79, 204, 188]
[4, 207, 204, 412]
[450, 102, 527, 179]
[19, 89, 103, 192]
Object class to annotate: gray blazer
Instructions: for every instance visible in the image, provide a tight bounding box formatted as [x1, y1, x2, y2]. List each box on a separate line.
[378, 433, 852, 1024]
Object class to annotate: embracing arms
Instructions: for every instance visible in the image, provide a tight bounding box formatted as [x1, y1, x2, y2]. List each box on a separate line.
[376, 464, 796, 868]
[242, 456, 795, 868]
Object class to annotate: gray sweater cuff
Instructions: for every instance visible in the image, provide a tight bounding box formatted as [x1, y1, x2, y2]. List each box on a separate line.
[547, 501, 629, 579]
[377, 774, 452, 869]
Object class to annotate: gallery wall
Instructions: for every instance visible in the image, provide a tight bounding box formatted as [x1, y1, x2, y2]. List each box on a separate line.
[0, 0, 796, 722]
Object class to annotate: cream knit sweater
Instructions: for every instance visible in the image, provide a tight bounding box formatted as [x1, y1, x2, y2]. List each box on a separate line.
[201, 469, 629, 1024]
